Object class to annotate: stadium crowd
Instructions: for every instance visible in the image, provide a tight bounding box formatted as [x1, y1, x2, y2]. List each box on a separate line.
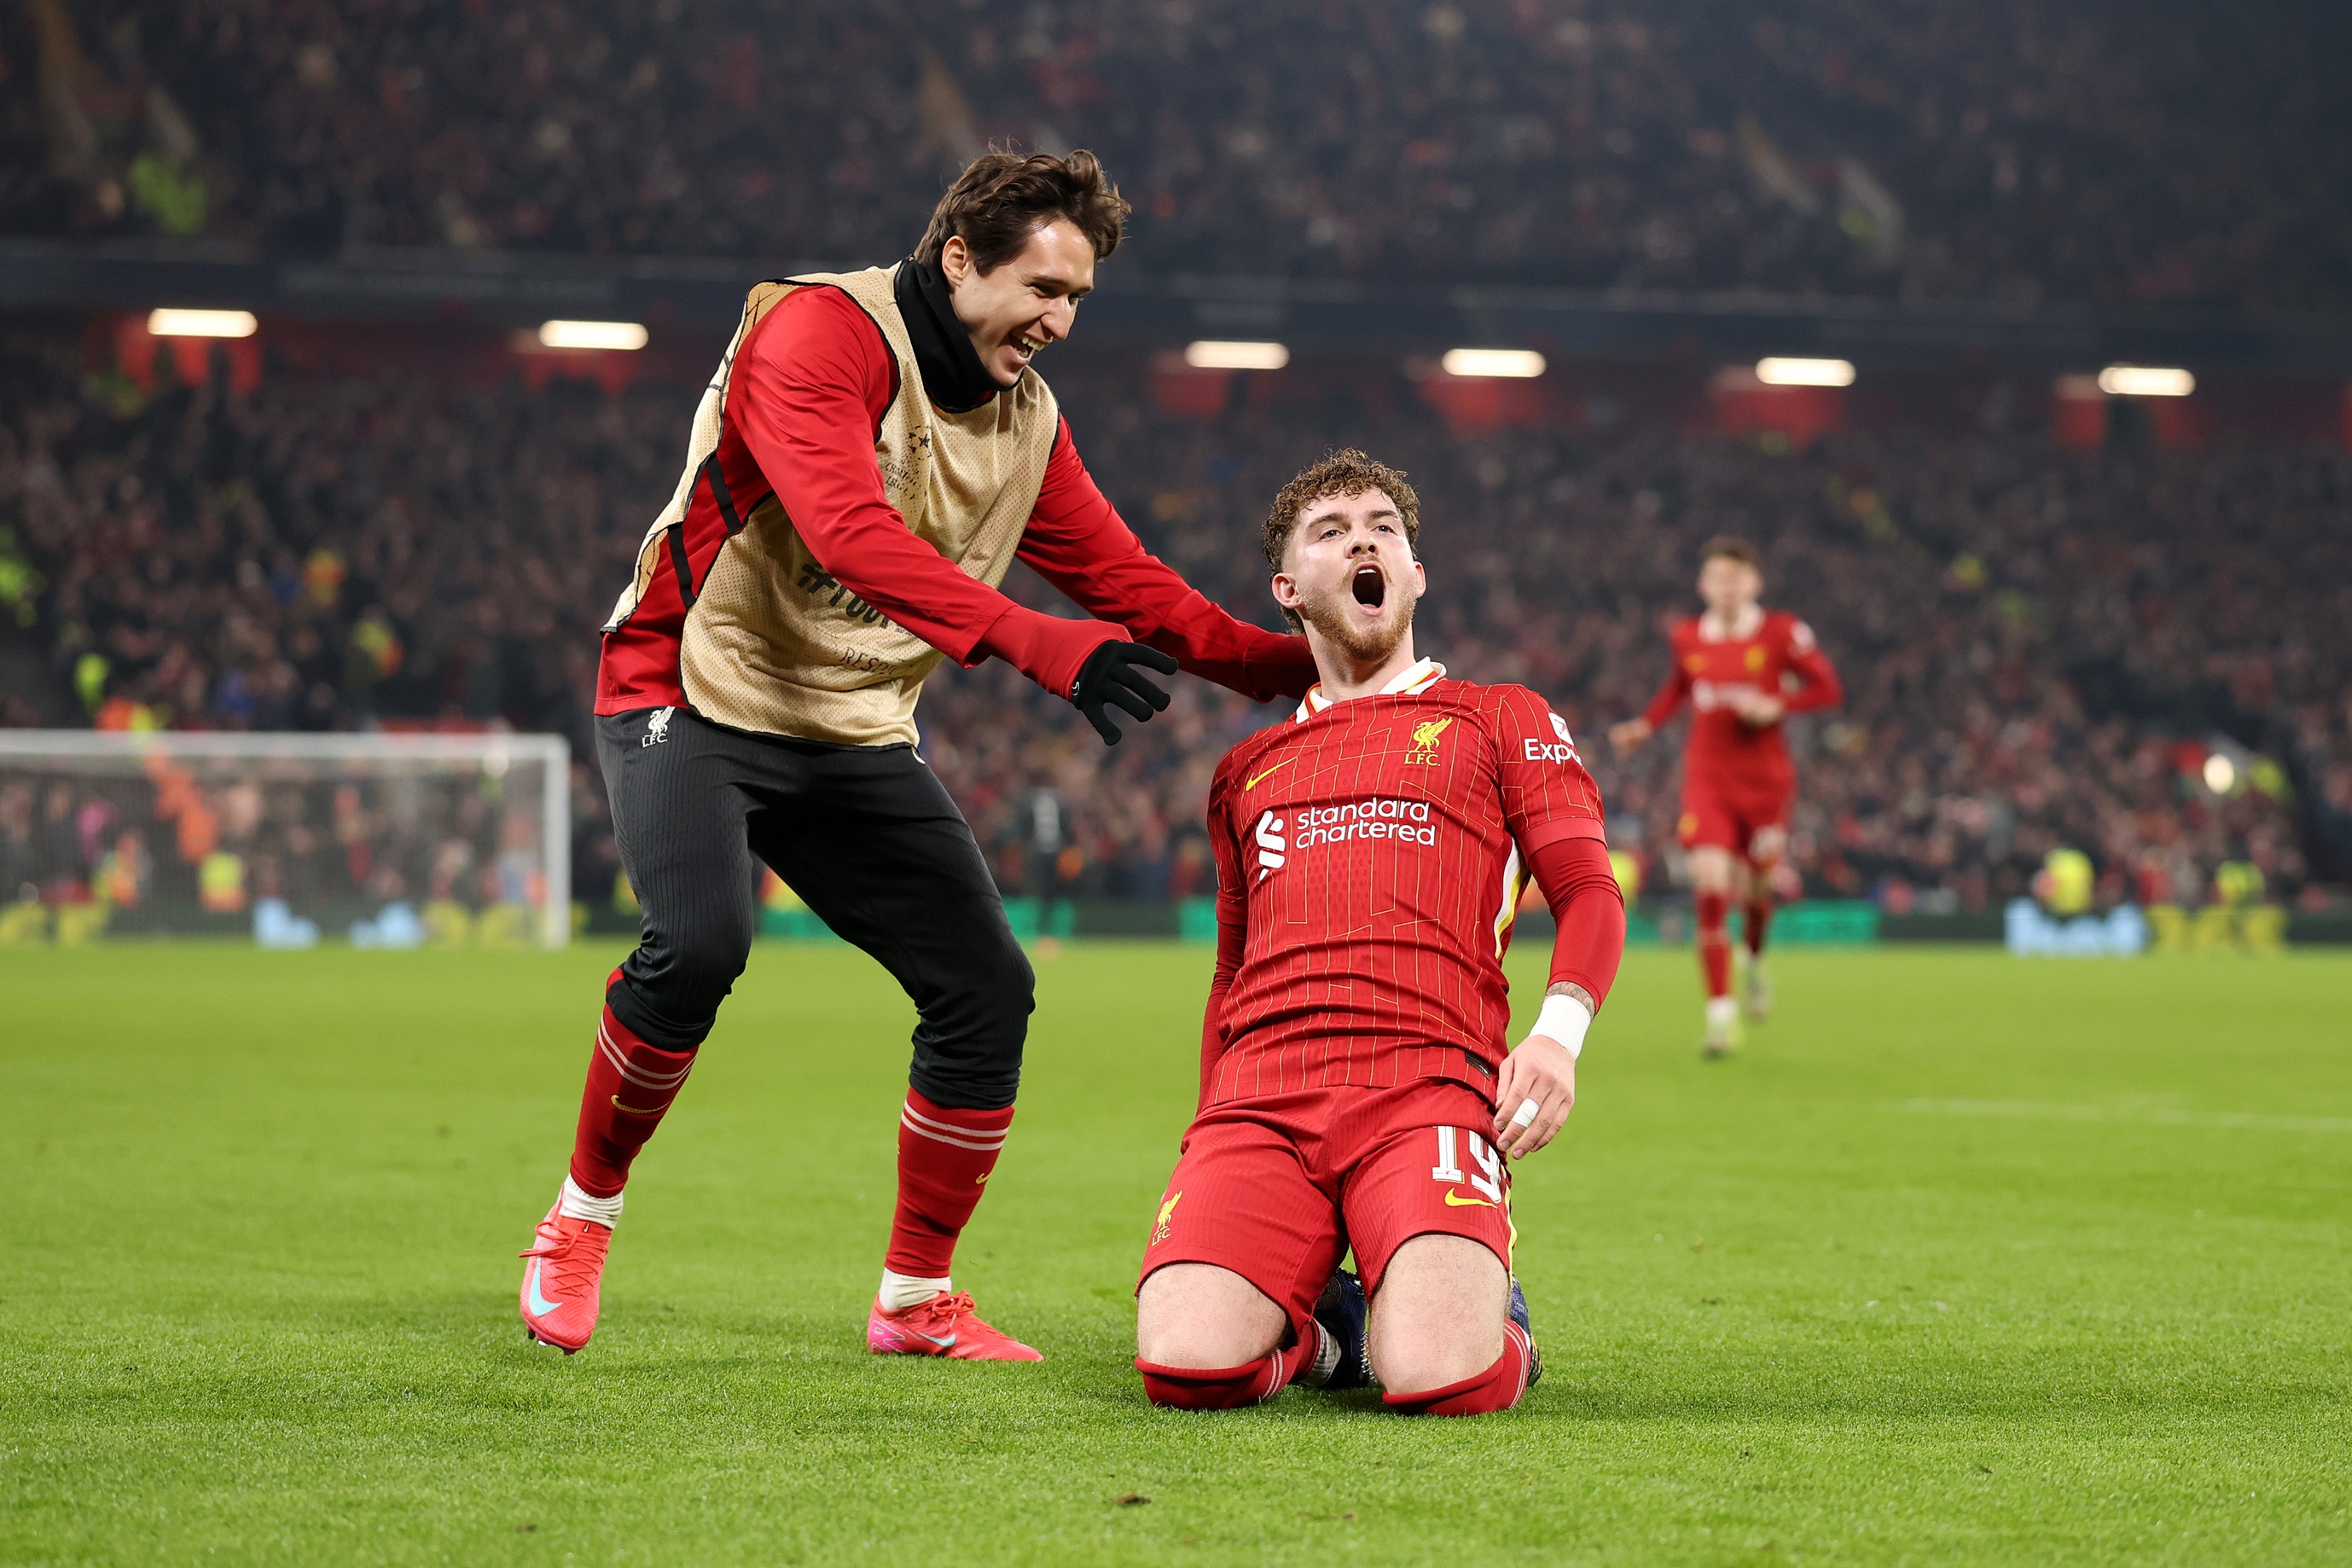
[2, 329, 2343, 917]
[9, 0, 2349, 308]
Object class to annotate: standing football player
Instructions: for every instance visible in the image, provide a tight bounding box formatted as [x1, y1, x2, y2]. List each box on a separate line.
[1134, 451, 1627, 1416]
[1608, 537, 1841, 1056]
[519, 151, 1317, 1359]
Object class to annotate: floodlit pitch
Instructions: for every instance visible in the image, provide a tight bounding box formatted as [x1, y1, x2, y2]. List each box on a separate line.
[4, 943, 2346, 1565]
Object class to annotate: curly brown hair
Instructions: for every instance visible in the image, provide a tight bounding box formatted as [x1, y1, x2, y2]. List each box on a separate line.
[1260, 450, 1422, 630]
[1262, 449, 1421, 571]
[914, 150, 1130, 272]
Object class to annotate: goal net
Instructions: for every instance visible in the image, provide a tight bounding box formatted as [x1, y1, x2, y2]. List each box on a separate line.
[0, 730, 571, 949]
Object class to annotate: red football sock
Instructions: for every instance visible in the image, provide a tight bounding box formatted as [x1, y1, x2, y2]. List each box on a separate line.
[1381, 1320, 1535, 1416]
[1745, 896, 1774, 957]
[885, 1090, 1014, 1278]
[568, 1002, 697, 1198]
[1137, 1344, 1305, 1410]
[1696, 891, 1733, 1000]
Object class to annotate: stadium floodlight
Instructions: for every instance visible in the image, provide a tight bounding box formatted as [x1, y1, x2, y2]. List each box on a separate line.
[0, 729, 572, 949]
[1184, 340, 1290, 370]
[147, 308, 258, 339]
[2097, 365, 2194, 398]
[1755, 357, 1855, 387]
[538, 320, 650, 351]
[1440, 348, 1546, 379]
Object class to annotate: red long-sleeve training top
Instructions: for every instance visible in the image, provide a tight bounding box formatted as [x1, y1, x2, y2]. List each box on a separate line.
[599, 285, 1315, 715]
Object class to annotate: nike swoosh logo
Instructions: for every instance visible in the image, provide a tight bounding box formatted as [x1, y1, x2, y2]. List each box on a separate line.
[1245, 758, 1293, 791]
[1442, 1190, 1496, 1209]
[886, 1325, 955, 1350]
[611, 1096, 663, 1116]
[525, 1259, 561, 1316]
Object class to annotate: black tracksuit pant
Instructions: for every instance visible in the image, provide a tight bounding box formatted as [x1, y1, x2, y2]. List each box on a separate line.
[595, 706, 1034, 1110]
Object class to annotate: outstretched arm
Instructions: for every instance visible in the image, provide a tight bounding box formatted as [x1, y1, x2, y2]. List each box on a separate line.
[729, 290, 1131, 702]
[1018, 424, 1320, 704]
[1612, 652, 1691, 752]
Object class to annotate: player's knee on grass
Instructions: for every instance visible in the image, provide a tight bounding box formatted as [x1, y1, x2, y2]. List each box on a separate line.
[1135, 1263, 1288, 1370]
[1366, 1234, 1509, 1395]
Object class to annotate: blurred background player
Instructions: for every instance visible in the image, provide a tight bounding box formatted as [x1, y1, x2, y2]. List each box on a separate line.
[520, 151, 1316, 1358]
[1133, 451, 1626, 1416]
[1609, 538, 1841, 1056]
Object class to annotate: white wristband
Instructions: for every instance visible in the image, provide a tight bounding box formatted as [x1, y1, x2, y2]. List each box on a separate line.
[1531, 992, 1593, 1060]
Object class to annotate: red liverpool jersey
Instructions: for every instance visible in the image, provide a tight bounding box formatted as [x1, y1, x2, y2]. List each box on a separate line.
[1203, 658, 1606, 1104]
[1639, 610, 1842, 793]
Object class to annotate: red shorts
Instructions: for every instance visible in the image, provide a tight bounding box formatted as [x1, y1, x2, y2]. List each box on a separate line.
[1136, 1079, 1515, 1344]
[1678, 777, 1792, 862]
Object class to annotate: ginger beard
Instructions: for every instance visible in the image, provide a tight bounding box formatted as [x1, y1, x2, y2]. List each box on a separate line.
[1279, 496, 1420, 667]
[1299, 555, 1417, 664]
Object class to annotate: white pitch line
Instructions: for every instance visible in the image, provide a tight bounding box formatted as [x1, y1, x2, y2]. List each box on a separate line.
[1894, 1098, 2352, 1135]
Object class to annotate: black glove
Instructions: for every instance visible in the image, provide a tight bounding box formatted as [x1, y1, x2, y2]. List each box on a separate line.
[1071, 641, 1179, 745]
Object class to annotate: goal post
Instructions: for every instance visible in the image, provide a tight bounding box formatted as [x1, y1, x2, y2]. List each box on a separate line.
[0, 729, 572, 950]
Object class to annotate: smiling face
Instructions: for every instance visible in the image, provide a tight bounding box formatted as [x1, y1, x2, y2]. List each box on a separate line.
[939, 219, 1096, 386]
[1271, 488, 1426, 665]
[1698, 553, 1763, 619]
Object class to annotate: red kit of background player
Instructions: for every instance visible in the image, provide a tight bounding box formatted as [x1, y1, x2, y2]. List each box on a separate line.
[1642, 610, 1841, 857]
[1618, 537, 1840, 1053]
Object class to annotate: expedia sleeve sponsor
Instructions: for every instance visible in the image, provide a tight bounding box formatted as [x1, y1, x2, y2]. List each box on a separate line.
[1522, 711, 1582, 764]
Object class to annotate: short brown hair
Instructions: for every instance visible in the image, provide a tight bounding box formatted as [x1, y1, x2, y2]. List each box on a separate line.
[914, 150, 1130, 272]
[1701, 534, 1759, 568]
[1263, 450, 1422, 571]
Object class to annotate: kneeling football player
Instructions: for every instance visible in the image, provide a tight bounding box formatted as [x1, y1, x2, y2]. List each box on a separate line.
[1135, 451, 1627, 1416]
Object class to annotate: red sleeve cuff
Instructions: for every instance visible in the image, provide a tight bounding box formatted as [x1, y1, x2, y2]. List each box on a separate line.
[1518, 816, 1607, 856]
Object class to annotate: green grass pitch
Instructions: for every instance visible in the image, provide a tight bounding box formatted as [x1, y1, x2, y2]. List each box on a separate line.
[5, 940, 2348, 1565]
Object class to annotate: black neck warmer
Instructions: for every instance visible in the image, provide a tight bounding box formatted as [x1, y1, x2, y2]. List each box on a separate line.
[894, 257, 1003, 414]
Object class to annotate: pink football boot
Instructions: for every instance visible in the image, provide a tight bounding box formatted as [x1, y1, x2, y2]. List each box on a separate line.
[519, 1205, 612, 1353]
[867, 1290, 1042, 1361]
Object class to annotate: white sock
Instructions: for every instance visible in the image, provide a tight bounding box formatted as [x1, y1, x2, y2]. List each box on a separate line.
[1706, 996, 1739, 1025]
[878, 1269, 950, 1310]
[558, 1176, 624, 1228]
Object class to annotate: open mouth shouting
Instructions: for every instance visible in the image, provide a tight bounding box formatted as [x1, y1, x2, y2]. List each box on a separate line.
[1350, 562, 1388, 612]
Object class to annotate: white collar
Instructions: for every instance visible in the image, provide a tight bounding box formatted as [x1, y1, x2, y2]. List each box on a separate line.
[1294, 657, 1447, 722]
